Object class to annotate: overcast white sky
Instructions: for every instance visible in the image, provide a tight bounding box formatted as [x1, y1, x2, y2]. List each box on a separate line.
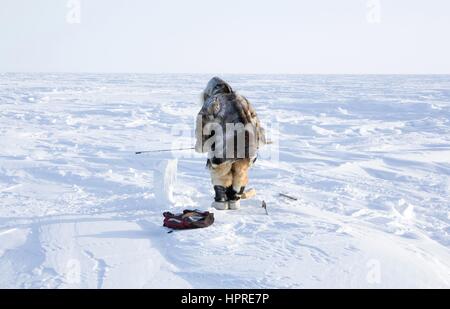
[1, 0, 449, 74]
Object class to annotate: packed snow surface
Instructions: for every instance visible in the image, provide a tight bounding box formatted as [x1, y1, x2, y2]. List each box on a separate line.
[0, 73, 449, 288]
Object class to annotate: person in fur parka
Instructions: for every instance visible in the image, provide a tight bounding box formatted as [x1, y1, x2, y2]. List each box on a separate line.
[195, 77, 265, 210]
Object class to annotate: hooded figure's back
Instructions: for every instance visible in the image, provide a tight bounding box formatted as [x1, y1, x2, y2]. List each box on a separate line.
[195, 77, 265, 164]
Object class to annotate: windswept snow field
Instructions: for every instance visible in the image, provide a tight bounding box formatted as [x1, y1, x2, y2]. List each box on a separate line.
[0, 73, 449, 288]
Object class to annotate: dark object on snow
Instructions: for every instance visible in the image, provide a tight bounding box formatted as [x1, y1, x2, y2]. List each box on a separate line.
[279, 193, 298, 201]
[262, 200, 269, 215]
[163, 210, 214, 230]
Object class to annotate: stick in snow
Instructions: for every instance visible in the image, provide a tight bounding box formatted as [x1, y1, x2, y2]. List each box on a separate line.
[279, 193, 298, 201]
[262, 200, 269, 215]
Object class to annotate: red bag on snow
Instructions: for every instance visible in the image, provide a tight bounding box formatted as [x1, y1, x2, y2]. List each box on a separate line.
[163, 210, 214, 230]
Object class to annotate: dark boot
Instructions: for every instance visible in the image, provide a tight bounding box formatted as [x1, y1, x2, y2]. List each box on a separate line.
[212, 185, 229, 210]
[226, 186, 245, 210]
[226, 186, 245, 201]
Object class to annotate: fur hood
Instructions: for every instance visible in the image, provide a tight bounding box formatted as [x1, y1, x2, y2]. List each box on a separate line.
[202, 77, 233, 103]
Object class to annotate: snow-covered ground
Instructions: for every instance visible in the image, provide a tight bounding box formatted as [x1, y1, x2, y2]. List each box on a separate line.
[0, 73, 449, 288]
